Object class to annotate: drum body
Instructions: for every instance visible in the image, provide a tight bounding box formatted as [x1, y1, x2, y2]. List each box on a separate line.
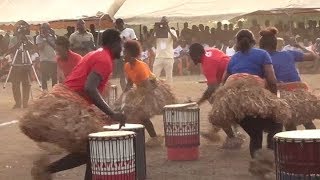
[89, 131, 136, 180]
[274, 130, 320, 180]
[104, 124, 146, 180]
[163, 104, 200, 161]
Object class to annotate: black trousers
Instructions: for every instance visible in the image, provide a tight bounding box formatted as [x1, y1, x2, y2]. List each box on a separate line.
[10, 67, 31, 107]
[47, 152, 92, 180]
[40, 61, 57, 90]
[239, 117, 283, 158]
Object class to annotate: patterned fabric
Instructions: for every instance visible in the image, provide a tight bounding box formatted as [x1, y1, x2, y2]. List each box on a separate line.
[277, 82, 309, 92]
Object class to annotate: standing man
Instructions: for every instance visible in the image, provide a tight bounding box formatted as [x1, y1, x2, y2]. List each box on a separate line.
[69, 19, 95, 56]
[89, 24, 98, 46]
[152, 16, 177, 84]
[36, 23, 57, 92]
[7, 20, 34, 109]
[115, 18, 137, 90]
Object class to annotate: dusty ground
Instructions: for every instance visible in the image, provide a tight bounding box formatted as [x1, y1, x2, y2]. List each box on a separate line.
[0, 74, 319, 180]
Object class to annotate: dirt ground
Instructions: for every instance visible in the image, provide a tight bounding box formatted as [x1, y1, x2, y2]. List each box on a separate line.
[0, 74, 320, 180]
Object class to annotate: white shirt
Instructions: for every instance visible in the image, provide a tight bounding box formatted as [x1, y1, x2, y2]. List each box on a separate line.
[174, 45, 183, 58]
[203, 44, 210, 50]
[226, 46, 236, 57]
[141, 50, 148, 61]
[120, 28, 137, 56]
[120, 28, 137, 41]
[31, 53, 40, 62]
[283, 45, 303, 53]
[155, 29, 177, 59]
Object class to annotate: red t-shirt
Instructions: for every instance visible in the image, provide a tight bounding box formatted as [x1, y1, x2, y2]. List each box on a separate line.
[201, 48, 230, 84]
[56, 50, 82, 77]
[64, 48, 113, 95]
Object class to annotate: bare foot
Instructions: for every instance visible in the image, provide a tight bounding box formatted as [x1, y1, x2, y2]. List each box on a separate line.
[31, 154, 52, 180]
[146, 136, 164, 148]
[221, 137, 244, 149]
[200, 131, 221, 142]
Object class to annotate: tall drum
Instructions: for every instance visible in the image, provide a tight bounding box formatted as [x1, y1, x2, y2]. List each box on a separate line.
[163, 104, 200, 161]
[104, 124, 146, 180]
[89, 131, 136, 180]
[274, 130, 320, 179]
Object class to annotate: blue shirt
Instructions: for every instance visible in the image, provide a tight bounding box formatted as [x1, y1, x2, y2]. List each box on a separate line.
[269, 50, 304, 83]
[227, 48, 272, 78]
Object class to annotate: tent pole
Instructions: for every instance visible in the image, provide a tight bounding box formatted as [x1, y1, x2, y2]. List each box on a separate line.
[139, 24, 142, 41]
[97, 14, 108, 46]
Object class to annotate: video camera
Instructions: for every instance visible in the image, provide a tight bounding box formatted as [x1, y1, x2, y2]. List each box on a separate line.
[16, 24, 30, 37]
[155, 22, 169, 38]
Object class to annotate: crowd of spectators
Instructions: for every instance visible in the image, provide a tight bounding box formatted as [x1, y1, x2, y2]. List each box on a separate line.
[138, 19, 320, 76]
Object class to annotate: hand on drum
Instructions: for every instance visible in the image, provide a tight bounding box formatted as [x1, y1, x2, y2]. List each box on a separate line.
[111, 112, 127, 129]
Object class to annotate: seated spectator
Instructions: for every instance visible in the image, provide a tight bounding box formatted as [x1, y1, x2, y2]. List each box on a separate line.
[141, 42, 150, 63]
[276, 38, 285, 51]
[174, 39, 190, 76]
[226, 40, 236, 57]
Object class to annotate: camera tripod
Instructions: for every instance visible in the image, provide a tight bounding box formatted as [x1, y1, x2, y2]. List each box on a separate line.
[3, 42, 41, 89]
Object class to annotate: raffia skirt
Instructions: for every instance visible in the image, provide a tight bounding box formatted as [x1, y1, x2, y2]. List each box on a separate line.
[278, 82, 320, 126]
[19, 84, 113, 153]
[209, 73, 291, 129]
[114, 79, 177, 123]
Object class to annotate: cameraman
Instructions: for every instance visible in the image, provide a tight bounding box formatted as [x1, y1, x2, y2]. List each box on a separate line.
[36, 23, 57, 91]
[151, 16, 177, 83]
[6, 20, 34, 109]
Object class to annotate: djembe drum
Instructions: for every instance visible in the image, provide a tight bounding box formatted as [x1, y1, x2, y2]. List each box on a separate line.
[104, 124, 146, 180]
[274, 130, 320, 179]
[163, 103, 200, 161]
[89, 131, 136, 180]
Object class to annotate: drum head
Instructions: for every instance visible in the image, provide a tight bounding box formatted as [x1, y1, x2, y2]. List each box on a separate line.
[104, 124, 144, 130]
[89, 131, 135, 138]
[275, 130, 320, 140]
[164, 103, 198, 109]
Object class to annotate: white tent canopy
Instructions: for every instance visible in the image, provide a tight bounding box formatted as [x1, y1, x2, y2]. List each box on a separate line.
[0, 0, 114, 23]
[2, 0, 320, 24]
[115, 0, 320, 24]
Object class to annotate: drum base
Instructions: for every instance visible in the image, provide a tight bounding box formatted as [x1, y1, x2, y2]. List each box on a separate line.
[167, 146, 199, 161]
[93, 172, 136, 180]
[277, 171, 320, 180]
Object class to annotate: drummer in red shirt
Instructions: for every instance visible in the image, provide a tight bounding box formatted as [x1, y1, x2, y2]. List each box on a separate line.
[189, 43, 243, 148]
[55, 36, 82, 81]
[27, 29, 126, 180]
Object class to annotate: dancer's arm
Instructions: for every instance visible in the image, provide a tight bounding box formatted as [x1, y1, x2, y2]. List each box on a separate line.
[124, 79, 133, 92]
[198, 83, 219, 105]
[84, 72, 126, 123]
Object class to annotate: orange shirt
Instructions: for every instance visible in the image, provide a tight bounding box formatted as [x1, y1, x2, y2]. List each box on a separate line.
[124, 60, 152, 85]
